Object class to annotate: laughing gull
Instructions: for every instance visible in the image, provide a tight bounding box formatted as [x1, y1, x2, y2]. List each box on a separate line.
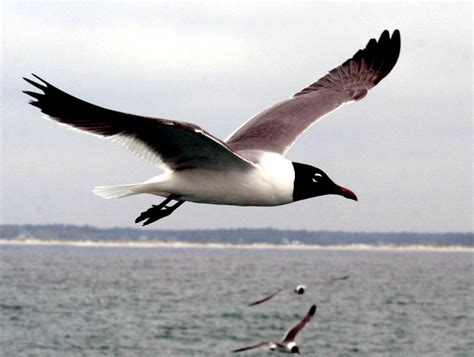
[24, 30, 400, 226]
[248, 275, 349, 306]
[232, 304, 316, 354]
[248, 285, 306, 307]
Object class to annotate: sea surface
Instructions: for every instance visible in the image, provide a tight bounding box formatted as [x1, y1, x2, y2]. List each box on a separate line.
[1, 243, 472, 356]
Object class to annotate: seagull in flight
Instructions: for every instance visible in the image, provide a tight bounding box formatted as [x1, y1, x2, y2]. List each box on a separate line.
[248, 275, 349, 306]
[248, 285, 307, 307]
[232, 304, 317, 354]
[24, 30, 400, 226]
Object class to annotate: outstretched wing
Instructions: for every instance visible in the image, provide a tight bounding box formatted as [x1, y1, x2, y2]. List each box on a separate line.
[232, 341, 270, 353]
[24, 75, 255, 172]
[318, 275, 350, 284]
[248, 288, 287, 306]
[226, 30, 401, 155]
[282, 304, 317, 343]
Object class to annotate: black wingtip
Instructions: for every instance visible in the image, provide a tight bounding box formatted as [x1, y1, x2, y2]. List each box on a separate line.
[391, 29, 401, 52]
[380, 29, 400, 41]
[370, 29, 401, 85]
[293, 29, 401, 98]
[24, 74, 54, 94]
[309, 304, 317, 316]
[23, 90, 43, 100]
[392, 29, 401, 60]
[379, 29, 390, 43]
[23, 76, 47, 91]
[135, 215, 145, 224]
[31, 73, 49, 85]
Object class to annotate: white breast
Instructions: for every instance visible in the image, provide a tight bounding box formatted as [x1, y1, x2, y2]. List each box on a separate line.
[143, 152, 295, 206]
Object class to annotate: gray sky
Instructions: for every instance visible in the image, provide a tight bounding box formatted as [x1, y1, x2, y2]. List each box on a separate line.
[1, 2, 472, 232]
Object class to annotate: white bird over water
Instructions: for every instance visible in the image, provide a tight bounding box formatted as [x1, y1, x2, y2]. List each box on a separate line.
[24, 30, 400, 226]
[248, 285, 307, 307]
[248, 275, 350, 306]
[232, 304, 317, 354]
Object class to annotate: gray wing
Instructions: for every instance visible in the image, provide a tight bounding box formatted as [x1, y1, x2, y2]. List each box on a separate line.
[248, 288, 287, 306]
[282, 304, 317, 343]
[226, 30, 401, 155]
[232, 341, 270, 353]
[24, 75, 255, 172]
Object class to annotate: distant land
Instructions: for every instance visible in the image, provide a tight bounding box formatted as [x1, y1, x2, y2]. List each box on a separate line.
[0, 224, 472, 247]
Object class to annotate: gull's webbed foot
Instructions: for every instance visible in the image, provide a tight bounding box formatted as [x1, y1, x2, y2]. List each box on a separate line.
[135, 195, 184, 226]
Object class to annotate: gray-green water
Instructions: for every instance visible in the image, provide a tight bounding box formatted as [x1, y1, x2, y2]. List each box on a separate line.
[1, 245, 472, 356]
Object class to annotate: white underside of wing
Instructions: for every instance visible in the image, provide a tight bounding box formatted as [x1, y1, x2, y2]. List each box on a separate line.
[109, 129, 256, 172]
[109, 134, 170, 169]
[42, 113, 258, 172]
[42, 114, 171, 170]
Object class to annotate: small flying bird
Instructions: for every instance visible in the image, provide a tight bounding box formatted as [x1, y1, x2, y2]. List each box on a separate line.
[24, 30, 400, 226]
[248, 275, 349, 306]
[248, 285, 306, 307]
[316, 274, 350, 284]
[232, 304, 317, 354]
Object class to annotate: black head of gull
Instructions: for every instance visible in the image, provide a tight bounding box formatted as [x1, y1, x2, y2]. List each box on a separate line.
[294, 284, 306, 294]
[292, 163, 357, 202]
[24, 30, 400, 225]
[290, 345, 300, 354]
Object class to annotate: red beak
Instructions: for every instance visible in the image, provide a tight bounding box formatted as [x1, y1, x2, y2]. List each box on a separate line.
[337, 185, 358, 201]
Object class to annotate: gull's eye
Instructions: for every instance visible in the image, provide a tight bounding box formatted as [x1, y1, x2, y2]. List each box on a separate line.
[312, 173, 323, 183]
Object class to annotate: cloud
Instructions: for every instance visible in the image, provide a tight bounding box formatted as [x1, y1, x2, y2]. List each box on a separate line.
[4, 7, 252, 79]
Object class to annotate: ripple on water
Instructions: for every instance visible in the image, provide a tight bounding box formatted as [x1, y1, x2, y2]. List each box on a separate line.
[0, 245, 472, 356]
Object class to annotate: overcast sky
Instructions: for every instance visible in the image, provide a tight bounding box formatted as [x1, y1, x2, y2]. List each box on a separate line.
[1, 2, 472, 232]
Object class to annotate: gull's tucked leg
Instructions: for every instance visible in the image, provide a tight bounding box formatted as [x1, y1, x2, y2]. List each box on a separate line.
[135, 195, 184, 226]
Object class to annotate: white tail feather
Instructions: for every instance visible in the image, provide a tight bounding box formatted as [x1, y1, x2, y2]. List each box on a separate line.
[92, 184, 140, 199]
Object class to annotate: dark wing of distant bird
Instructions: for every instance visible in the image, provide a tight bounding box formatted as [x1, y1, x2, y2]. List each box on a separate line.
[24, 75, 255, 172]
[226, 30, 401, 155]
[232, 341, 270, 353]
[282, 304, 317, 344]
[248, 288, 287, 306]
[319, 275, 350, 284]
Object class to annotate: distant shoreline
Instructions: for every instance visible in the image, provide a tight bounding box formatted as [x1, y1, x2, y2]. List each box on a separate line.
[1, 239, 472, 253]
[1, 224, 472, 248]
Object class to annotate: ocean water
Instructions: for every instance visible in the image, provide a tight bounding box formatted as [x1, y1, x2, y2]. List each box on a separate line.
[1, 244, 472, 356]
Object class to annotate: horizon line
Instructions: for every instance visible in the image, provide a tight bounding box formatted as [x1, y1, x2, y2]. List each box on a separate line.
[0, 223, 472, 235]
